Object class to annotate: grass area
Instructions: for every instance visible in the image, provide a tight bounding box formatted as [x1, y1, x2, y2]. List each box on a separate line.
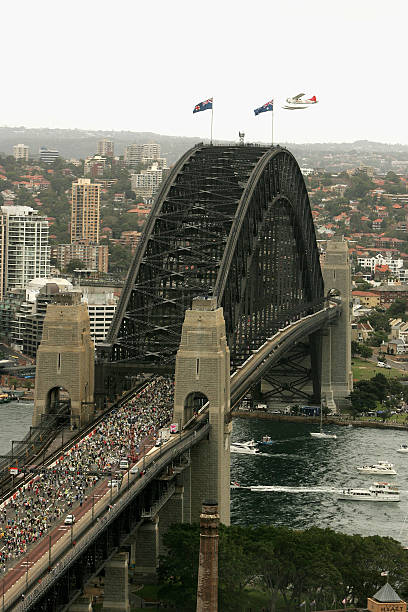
[351, 357, 405, 381]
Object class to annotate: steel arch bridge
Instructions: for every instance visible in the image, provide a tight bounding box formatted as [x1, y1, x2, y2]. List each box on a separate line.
[106, 143, 324, 373]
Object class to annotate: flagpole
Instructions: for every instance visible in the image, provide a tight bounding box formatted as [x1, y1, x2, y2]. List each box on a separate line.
[271, 106, 274, 147]
[210, 98, 214, 145]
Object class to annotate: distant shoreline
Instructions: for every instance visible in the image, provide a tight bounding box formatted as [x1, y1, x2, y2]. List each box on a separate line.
[231, 410, 408, 432]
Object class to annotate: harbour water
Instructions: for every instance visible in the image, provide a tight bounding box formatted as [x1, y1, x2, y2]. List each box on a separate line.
[0, 400, 33, 455]
[231, 418, 408, 544]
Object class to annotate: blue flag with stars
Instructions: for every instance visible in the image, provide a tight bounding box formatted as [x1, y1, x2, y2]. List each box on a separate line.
[254, 100, 273, 116]
[193, 98, 213, 113]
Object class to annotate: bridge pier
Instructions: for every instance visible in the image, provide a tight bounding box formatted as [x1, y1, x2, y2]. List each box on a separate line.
[321, 237, 353, 409]
[132, 517, 160, 582]
[103, 552, 130, 611]
[173, 297, 231, 525]
[158, 484, 184, 555]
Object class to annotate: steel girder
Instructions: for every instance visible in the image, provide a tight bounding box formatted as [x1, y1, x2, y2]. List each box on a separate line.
[106, 144, 324, 370]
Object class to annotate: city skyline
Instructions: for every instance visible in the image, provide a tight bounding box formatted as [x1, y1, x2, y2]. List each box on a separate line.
[1, 0, 407, 145]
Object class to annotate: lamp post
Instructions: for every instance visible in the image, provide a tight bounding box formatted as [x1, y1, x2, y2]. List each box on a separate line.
[48, 534, 52, 568]
[92, 494, 95, 521]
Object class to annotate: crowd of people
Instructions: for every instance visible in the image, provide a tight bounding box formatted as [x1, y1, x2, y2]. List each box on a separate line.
[0, 376, 175, 573]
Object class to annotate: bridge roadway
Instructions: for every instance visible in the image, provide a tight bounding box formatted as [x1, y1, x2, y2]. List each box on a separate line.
[4, 303, 340, 609]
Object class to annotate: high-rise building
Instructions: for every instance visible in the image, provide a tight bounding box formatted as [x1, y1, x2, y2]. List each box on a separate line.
[97, 139, 114, 158]
[0, 206, 50, 301]
[13, 144, 29, 161]
[70, 179, 101, 245]
[124, 143, 161, 168]
[39, 147, 60, 164]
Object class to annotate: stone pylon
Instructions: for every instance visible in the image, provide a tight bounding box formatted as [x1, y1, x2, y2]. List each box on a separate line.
[173, 297, 231, 525]
[196, 501, 219, 612]
[33, 293, 94, 427]
[321, 237, 353, 409]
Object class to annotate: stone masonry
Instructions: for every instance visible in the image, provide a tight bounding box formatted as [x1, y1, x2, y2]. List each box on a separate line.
[321, 237, 353, 409]
[173, 297, 231, 525]
[33, 293, 95, 427]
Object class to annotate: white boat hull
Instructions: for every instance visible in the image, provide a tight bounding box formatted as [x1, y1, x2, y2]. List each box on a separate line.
[310, 432, 337, 439]
[338, 492, 399, 502]
[397, 449, 408, 454]
[357, 468, 397, 475]
[230, 445, 260, 455]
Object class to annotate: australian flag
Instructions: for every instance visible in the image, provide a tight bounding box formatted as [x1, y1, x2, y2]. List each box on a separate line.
[193, 98, 213, 114]
[254, 100, 273, 116]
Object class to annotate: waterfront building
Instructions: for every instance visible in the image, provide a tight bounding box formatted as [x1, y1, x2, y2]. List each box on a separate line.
[13, 144, 29, 161]
[0, 206, 50, 301]
[70, 179, 101, 244]
[367, 583, 406, 612]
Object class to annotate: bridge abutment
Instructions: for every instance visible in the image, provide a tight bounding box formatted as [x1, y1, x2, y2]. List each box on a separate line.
[173, 297, 231, 525]
[321, 237, 352, 409]
[158, 484, 184, 555]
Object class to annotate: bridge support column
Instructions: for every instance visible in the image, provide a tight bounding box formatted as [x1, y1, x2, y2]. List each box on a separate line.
[182, 464, 192, 523]
[158, 484, 184, 555]
[133, 518, 159, 582]
[321, 237, 353, 409]
[103, 552, 130, 611]
[173, 297, 231, 525]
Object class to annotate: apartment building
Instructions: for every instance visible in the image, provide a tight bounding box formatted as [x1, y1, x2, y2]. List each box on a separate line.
[130, 163, 163, 198]
[70, 179, 101, 244]
[97, 139, 114, 158]
[55, 243, 108, 273]
[124, 143, 161, 168]
[0, 206, 50, 300]
[39, 147, 60, 164]
[13, 144, 29, 161]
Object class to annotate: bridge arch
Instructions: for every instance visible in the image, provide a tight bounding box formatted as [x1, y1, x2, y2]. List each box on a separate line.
[183, 391, 209, 423]
[106, 144, 323, 370]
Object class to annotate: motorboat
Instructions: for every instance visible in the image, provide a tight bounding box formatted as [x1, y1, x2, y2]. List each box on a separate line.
[230, 442, 261, 455]
[310, 432, 337, 439]
[258, 435, 274, 445]
[230, 481, 242, 489]
[357, 461, 397, 475]
[338, 482, 400, 502]
[397, 444, 408, 454]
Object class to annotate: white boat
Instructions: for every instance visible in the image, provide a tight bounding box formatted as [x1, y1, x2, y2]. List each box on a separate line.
[230, 442, 261, 455]
[338, 482, 400, 502]
[310, 431, 337, 439]
[397, 444, 408, 454]
[310, 407, 337, 439]
[357, 461, 397, 475]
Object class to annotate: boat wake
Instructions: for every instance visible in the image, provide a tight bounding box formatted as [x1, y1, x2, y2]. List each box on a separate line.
[250, 485, 341, 493]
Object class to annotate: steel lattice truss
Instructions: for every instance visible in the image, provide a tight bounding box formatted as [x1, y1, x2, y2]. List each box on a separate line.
[107, 144, 324, 371]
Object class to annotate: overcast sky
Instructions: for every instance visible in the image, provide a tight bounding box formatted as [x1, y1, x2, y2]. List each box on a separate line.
[2, 0, 407, 145]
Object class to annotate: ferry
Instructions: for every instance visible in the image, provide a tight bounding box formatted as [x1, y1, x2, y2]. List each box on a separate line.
[397, 444, 408, 454]
[338, 482, 400, 502]
[230, 442, 261, 455]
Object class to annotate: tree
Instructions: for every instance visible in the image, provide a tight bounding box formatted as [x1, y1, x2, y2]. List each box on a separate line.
[64, 259, 86, 273]
[387, 299, 407, 318]
[359, 344, 373, 358]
